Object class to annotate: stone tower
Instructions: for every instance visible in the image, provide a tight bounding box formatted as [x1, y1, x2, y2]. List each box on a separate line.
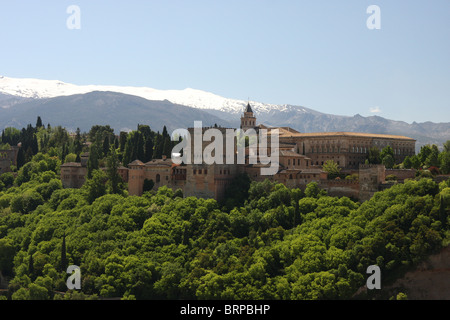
[359, 164, 385, 201]
[240, 102, 256, 131]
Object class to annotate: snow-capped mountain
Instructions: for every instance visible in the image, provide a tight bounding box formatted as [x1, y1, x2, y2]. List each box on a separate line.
[0, 75, 287, 114]
[0, 75, 448, 152]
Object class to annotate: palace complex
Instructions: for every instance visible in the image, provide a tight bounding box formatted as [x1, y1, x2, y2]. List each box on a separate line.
[0, 105, 430, 202]
[126, 103, 416, 201]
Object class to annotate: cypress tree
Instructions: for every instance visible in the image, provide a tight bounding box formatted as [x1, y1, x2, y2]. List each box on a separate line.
[61, 233, 67, 272]
[102, 135, 110, 158]
[144, 137, 154, 163]
[122, 139, 132, 167]
[162, 137, 172, 158]
[106, 145, 122, 194]
[162, 125, 169, 138]
[28, 254, 34, 275]
[61, 143, 68, 163]
[32, 135, 39, 154]
[36, 116, 43, 128]
[154, 134, 163, 159]
[25, 146, 33, 163]
[119, 131, 128, 153]
[16, 147, 25, 169]
[136, 131, 145, 161]
[87, 144, 99, 179]
[74, 128, 83, 155]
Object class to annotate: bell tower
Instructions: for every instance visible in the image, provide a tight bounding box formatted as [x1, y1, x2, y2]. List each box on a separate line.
[240, 102, 256, 131]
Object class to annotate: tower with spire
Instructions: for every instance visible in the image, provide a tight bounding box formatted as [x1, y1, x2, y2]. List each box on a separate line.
[240, 102, 256, 131]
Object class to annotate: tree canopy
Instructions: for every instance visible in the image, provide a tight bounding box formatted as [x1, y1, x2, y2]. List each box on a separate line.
[1, 121, 449, 301]
[0, 152, 447, 300]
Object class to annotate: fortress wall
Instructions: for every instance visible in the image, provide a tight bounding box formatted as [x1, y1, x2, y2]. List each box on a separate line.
[385, 169, 416, 181]
[0, 147, 19, 174]
[320, 180, 360, 199]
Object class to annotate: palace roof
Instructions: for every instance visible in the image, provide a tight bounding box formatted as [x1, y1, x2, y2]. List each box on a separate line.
[277, 130, 415, 140]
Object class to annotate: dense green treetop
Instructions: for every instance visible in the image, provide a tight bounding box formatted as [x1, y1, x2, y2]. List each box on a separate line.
[0, 152, 447, 300]
[0, 121, 449, 300]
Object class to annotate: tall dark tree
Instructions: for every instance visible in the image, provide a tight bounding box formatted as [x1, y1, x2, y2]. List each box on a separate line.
[32, 135, 39, 154]
[136, 131, 145, 162]
[61, 142, 68, 163]
[162, 137, 172, 158]
[102, 135, 110, 158]
[74, 127, 83, 156]
[119, 131, 128, 153]
[106, 145, 123, 194]
[28, 254, 34, 275]
[154, 134, 163, 159]
[162, 125, 169, 138]
[87, 144, 99, 179]
[122, 134, 134, 167]
[25, 146, 34, 163]
[144, 137, 154, 163]
[61, 233, 67, 272]
[36, 116, 43, 129]
[16, 147, 25, 169]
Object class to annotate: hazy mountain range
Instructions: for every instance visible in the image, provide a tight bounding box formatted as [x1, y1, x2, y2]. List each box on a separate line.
[0, 75, 449, 152]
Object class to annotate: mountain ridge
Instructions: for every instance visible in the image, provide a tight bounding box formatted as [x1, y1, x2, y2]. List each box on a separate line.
[0, 76, 449, 152]
[0, 91, 234, 134]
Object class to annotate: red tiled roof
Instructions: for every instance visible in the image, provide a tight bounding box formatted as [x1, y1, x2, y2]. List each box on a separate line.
[61, 162, 82, 167]
[128, 160, 144, 166]
[279, 131, 415, 140]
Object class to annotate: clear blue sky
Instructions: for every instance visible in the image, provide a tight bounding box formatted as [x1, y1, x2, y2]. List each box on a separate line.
[1, 0, 449, 123]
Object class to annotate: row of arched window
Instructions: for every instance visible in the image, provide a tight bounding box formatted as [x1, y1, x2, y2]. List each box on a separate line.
[311, 146, 341, 153]
[193, 169, 208, 175]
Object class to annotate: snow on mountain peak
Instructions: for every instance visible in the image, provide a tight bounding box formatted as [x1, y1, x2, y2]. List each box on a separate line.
[0, 75, 285, 115]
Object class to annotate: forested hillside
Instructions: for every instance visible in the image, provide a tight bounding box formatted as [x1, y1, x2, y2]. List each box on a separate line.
[0, 119, 449, 300]
[0, 151, 448, 300]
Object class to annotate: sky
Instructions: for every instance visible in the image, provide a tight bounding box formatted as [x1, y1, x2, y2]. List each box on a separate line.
[0, 0, 449, 123]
